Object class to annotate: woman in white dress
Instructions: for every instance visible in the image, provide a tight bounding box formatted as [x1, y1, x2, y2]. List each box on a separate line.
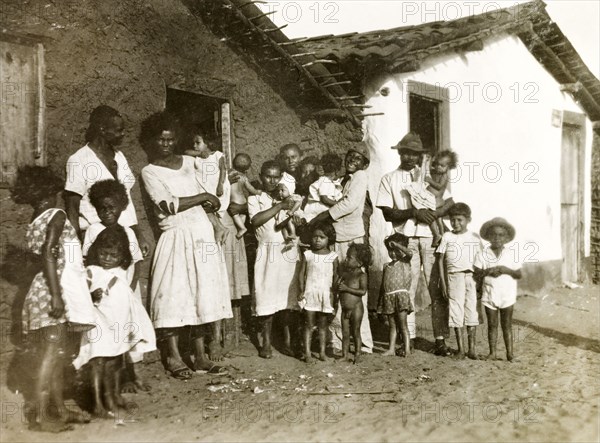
[248, 160, 301, 358]
[140, 112, 232, 379]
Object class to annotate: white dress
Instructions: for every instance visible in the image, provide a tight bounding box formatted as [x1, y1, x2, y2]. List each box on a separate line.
[193, 151, 231, 213]
[248, 192, 301, 316]
[301, 250, 338, 313]
[73, 266, 156, 369]
[141, 156, 233, 328]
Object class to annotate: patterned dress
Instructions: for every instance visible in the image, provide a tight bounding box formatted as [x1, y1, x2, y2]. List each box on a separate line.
[22, 208, 96, 333]
[300, 250, 338, 314]
[377, 260, 413, 315]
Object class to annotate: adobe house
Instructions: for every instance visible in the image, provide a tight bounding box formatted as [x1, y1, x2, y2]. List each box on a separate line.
[0, 0, 367, 356]
[290, 0, 600, 306]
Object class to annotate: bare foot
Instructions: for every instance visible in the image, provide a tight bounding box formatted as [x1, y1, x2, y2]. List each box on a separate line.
[353, 353, 360, 364]
[29, 421, 74, 433]
[58, 407, 91, 424]
[208, 341, 224, 362]
[281, 345, 294, 357]
[507, 354, 520, 362]
[382, 349, 395, 356]
[452, 352, 466, 360]
[235, 228, 247, 239]
[92, 407, 114, 420]
[258, 347, 273, 359]
[302, 355, 315, 364]
[484, 353, 500, 361]
[467, 352, 479, 360]
[318, 353, 327, 362]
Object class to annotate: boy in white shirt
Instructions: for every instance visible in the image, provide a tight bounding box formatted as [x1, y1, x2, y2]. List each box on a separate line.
[436, 203, 482, 359]
[474, 217, 522, 362]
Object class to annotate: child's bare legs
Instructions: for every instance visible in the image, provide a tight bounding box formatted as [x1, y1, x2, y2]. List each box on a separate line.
[398, 310, 410, 357]
[341, 310, 351, 362]
[258, 315, 273, 358]
[382, 314, 397, 356]
[430, 219, 443, 247]
[232, 214, 247, 239]
[103, 356, 126, 413]
[351, 301, 364, 364]
[453, 326, 466, 359]
[90, 358, 110, 418]
[302, 310, 315, 363]
[500, 306, 514, 361]
[51, 347, 90, 424]
[31, 325, 73, 431]
[317, 313, 328, 361]
[467, 326, 477, 359]
[280, 309, 295, 356]
[208, 321, 224, 362]
[484, 307, 499, 360]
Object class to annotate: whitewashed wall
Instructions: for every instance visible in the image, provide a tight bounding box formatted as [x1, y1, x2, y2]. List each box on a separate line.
[362, 33, 593, 293]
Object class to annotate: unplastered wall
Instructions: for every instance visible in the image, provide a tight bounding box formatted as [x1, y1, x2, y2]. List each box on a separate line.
[0, 0, 353, 358]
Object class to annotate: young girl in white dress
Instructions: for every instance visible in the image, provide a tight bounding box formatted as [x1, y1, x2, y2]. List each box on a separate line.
[298, 222, 339, 363]
[75, 226, 156, 418]
[12, 166, 96, 432]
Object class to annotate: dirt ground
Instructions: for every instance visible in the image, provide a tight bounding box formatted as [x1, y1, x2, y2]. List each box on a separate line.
[1, 285, 598, 443]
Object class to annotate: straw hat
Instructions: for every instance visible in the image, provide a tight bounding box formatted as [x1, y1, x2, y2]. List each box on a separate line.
[391, 132, 427, 152]
[480, 217, 516, 242]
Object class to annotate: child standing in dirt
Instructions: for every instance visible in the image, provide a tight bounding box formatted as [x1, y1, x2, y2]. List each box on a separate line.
[425, 150, 457, 247]
[298, 222, 339, 363]
[377, 233, 413, 357]
[76, 226, 156, 418]
[474, 217, 522, 362]
[228, 153, 261, 239]
[436, 202, 482, 359]
[335, 243, 372, 364]
[12, 166, 96, 431]
[82, 179, 150, 393]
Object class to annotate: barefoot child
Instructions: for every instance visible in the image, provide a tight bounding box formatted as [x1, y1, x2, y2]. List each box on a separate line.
[82, 180, 150, 393]
[228, 153, 261, 239]
[298, 223, 339, 363]
[303, 153, 343, 222]
[377, 233, 413, 357]
[248, 161, 301, 358]
[424, 150, 457, 247]
[12, 166, 97, 431]
[336, 243, 372, 364]
[474, 217, 522, 361]
[436, 203, 482, 359]
[75, 227, 156, 417]
[185, 132, 229, 211]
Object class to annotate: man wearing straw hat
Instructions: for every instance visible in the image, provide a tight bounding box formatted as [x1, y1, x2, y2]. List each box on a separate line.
[376, 132, 454, 356]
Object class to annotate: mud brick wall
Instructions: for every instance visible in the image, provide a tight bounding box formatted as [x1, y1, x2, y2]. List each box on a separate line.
[0, 0, 356, 359]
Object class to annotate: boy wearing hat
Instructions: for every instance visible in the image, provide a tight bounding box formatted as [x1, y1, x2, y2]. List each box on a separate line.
[474, 217, 522, 362]
[309, 144, 373, 354]
[377, 132, 455, 356]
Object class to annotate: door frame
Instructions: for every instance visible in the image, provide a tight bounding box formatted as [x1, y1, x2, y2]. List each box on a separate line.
[561, 110, 586, 281]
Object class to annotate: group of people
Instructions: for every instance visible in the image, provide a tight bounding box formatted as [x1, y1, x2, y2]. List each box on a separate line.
[11, 105, 523, 433]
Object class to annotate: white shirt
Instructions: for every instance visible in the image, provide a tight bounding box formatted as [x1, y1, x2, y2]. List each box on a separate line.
[436, 231, 482, 273]
[376, 166, 450, 237]
[279, 171, 296, 194]
[65, 144, 138, 229]
[474, 245, 523, 302]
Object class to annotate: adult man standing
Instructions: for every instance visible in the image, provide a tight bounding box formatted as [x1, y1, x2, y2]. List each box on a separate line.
[376, 132, 453, 356]
[309, 145, 373, 354]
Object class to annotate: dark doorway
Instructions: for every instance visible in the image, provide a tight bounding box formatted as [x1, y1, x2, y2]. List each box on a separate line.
[409, 94, 439, 155]
[165, 88, 226, 155]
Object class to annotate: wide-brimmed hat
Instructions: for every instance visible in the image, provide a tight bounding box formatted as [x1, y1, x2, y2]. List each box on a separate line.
[480, 217, 516, 242]
[347, 144, 370, 163]
[391, 132, 427, 152]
